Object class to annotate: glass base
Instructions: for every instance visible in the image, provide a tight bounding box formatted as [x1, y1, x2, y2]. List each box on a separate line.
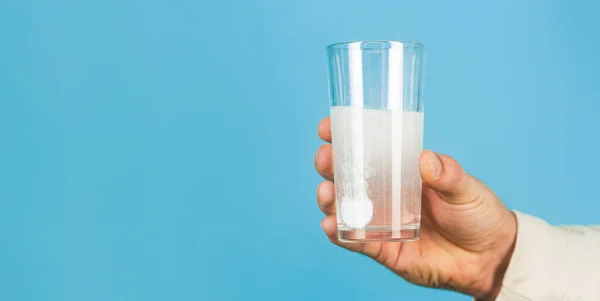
[338, 227, 420, 243]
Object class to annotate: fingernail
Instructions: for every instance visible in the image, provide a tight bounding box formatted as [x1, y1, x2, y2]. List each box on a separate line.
[427, 151, 442, 180]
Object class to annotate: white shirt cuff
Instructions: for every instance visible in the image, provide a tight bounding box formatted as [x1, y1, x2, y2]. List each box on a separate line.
[494, 211, 600, 301]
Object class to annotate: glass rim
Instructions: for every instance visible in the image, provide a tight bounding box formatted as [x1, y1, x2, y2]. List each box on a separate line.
[326, 40, 424, 50]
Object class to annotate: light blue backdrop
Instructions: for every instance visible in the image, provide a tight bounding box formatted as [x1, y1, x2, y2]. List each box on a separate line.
[1, 0, 599, 300]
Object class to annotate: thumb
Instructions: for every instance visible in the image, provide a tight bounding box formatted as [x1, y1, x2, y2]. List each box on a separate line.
[419, 150, 483, 204]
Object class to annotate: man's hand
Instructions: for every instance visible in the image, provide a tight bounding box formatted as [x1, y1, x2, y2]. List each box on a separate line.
[314, 116, 517, 300]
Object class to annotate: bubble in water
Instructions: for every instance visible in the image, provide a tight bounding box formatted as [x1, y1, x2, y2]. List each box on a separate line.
[340, 197, 373, 229]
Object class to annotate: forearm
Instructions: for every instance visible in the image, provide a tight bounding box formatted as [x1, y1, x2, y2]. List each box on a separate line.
[486, 211, 600, 301]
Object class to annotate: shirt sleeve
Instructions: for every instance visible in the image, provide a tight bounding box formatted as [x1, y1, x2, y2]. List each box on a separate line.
[493, 211, 600, 301]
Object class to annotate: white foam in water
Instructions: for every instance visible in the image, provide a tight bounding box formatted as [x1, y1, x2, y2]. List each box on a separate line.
[331, 106, 424, 230]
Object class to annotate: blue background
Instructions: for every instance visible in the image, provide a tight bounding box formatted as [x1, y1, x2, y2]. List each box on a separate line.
[1, 0, 599, 300]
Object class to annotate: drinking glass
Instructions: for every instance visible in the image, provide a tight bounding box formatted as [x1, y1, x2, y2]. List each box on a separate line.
[326, 40, 424, 242]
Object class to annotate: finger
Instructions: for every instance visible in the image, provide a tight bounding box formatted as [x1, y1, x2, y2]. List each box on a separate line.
[318, 117, 331, 142]
[419, 150, 485, 204]
[320, 215, 384, 258]
[314, 144, 334, 181]
[317, 181, 336, 215]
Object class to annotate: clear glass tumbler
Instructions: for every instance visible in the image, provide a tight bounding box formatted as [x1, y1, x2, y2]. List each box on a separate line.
[326, 40, 424, 242]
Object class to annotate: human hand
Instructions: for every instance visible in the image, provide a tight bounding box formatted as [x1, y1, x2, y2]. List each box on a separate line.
[314, 117, 517, 300]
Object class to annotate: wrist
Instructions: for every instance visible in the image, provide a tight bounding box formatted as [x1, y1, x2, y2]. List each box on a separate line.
[472, 211, 517, 301]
